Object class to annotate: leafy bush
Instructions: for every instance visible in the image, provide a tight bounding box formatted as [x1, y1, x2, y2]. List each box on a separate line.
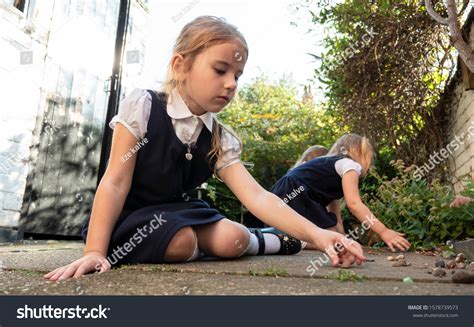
[205, 76, 341, 222]
[298, 0, 455, 176]
[349, 159, 474, 249]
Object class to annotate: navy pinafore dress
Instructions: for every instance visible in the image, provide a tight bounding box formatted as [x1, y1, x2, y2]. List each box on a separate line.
[81, 90, 226, 265]
[269, 155, 350, 229]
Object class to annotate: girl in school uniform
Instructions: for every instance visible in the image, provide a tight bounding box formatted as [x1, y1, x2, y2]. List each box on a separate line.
[261, 134, 411, 255]
[44, 16, 365, 281]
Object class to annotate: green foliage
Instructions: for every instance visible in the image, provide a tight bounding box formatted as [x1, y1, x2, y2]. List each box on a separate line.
[206, 76, 341, 221]
[249, 265, 289, 277]
[358, 160, 474, 249]
[219, 76, 340, 188]
[327, 269, 366, 282]
[300, 0, 454, 171]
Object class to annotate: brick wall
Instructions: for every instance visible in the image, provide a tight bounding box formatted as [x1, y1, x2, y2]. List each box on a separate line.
[448, 24, 474, 193]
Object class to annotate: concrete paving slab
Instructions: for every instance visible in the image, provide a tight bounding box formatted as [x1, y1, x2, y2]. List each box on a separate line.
[0, 241, 472, 295]
[0, 269, 471, 296]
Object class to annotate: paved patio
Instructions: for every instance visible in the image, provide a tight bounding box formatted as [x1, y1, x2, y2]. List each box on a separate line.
[0, 241, 472, 295]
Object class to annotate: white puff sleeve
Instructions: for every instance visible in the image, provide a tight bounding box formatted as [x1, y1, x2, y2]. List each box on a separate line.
[335, 158, 362, 177]
[109, 88, 151, 140]
[215, 129, 242, 173]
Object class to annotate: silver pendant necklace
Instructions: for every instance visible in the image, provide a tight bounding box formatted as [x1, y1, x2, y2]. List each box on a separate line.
[185, 143, 193, 160]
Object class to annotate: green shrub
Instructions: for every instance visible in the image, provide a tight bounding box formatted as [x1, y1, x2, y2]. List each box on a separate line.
[354, 160, 473, 249]
[206, 76, 341, 221]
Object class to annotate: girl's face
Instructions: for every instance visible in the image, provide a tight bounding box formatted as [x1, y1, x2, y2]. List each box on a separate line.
[177, 41, 247, 116]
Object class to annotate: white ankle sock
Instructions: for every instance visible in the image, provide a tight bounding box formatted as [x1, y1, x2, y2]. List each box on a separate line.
[244, 232, 259, 255]
[263, 233, 281, 254]
[244, 230, 281, 255]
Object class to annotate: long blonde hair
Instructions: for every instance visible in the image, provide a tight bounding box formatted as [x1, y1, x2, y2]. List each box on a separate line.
[328, 134, 374, 175]
[161, 16, 248, 172]
[293, 145, 329, 168]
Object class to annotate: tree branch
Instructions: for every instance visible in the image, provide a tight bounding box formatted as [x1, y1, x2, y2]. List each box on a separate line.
[426, 0, 474, 72]
[446, 0, 474, 72]
[425, 0, 449, 25]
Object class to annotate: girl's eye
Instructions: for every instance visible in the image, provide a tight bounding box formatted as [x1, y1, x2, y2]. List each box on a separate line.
[214, 68, 225, 75]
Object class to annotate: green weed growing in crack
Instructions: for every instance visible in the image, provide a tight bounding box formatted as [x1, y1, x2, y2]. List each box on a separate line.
[327, 269, 366, 282]
[249, 265, 288, 277]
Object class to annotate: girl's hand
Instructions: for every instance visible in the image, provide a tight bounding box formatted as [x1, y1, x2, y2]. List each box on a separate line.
[380, 229, 411, 252]
[43, 252, 111, 281]
[338, 250, 357, 268]
[312, 229, 366, 267]
[450, 195, 471, 208]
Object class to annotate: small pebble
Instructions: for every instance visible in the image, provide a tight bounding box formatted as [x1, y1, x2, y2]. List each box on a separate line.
[434, 260, 445, 268]
[392, 260, 409, 267]
[403, 277, 413, 284]
[387, 256, 395, 261]
[455, 253, 465, 263]
[395, 254, 405, 261]
[446, 260, 457, 269]
[432, 268, 446, 277]
[452, 271, 474, 284]
[456, 263, 466, 269]
[424, 263, 429, 268]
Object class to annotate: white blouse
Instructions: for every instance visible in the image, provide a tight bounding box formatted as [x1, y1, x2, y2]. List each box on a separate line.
[109, 88, 242, 173]
[334, 158, 362, 177]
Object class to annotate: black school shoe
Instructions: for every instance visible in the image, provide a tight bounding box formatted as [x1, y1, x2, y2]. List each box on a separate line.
[248, 227, 302, 255]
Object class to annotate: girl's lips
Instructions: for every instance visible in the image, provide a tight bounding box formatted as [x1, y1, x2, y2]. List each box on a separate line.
[217, 96, 229, 102]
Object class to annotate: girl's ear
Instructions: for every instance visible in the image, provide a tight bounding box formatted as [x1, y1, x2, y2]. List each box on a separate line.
[171, 54, 186, 82]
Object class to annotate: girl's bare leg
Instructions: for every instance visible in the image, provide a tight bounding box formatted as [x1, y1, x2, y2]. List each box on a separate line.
[163, 227, 199, 262]
[194, 219, 250, 258]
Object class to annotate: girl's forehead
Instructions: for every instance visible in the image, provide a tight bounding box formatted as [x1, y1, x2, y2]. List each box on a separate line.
[202, 42, 247, 62]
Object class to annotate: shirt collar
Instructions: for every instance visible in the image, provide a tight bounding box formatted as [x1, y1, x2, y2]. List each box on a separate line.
[167, 88, 214, 132]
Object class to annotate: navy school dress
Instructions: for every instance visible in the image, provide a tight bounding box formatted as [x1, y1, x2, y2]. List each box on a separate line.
[81, 90, 226, 265]
[268, 155, 350, 229]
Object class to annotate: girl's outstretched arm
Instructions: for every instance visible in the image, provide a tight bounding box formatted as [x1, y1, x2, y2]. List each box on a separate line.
[342, 171, 410, 252]
[218, 163, 366, 266]
[44, 124, 138, 280]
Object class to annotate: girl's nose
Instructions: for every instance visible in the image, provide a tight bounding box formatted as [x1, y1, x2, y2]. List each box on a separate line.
[224, 76, 237, 91]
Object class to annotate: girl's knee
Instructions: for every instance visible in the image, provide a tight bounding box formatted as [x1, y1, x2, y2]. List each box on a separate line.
[164, 227, 197, 262]
[218, 223, 250, 258]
